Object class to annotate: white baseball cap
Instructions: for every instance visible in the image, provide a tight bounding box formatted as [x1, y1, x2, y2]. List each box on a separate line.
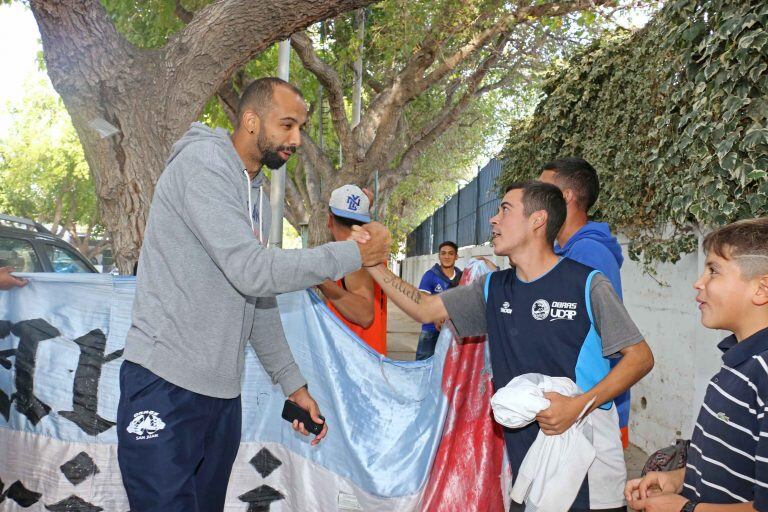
[329, 184, 371, 223]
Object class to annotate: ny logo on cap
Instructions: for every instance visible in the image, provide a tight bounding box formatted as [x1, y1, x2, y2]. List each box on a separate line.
[347, 194, 361, 211]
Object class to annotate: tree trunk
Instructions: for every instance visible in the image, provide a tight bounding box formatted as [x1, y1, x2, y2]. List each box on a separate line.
[307, 203, 333, 246]
[29, 0, 377, 273]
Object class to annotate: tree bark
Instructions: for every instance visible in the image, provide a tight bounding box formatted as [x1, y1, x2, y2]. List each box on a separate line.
[29, 0, 377, 273]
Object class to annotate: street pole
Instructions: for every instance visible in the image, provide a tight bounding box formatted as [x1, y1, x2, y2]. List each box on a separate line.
[269, 39, 291, 248]
[352, 9, 365, 128]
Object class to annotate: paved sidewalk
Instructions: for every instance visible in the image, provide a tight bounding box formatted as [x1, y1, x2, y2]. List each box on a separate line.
[387, 302, 421, 361]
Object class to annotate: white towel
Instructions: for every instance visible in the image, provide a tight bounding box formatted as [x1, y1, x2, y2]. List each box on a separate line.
[491, 373, 597, 512]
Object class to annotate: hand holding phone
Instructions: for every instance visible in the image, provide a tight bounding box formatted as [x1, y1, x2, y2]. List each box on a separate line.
[282, 399, 326, 435]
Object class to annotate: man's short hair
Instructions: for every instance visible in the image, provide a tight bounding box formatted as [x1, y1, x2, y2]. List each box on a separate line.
[541, 157, 599, 213]
[505, 181, 566, 246]
[703, 217, 768, 279]
[439, 241, 458, 253]
[328, 208, 366, 228]
[236, 77, 304, 128]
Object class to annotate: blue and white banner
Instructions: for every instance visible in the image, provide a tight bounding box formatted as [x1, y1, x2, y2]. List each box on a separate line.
[0, 273, 454, 511]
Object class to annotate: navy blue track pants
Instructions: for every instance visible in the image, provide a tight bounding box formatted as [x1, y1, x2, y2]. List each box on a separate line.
[117, 361, 241, 512]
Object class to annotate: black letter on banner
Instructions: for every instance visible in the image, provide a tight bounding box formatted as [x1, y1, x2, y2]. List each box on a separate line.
[59, 329, 123, 435]
[0, 320, 13, 420]
[11, 319, 60, 425]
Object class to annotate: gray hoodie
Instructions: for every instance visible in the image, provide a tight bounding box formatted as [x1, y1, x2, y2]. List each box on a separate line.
[124, 123, 361, 399]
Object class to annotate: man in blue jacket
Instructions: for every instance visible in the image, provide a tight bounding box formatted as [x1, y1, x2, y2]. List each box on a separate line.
[539, 157, 631, 447]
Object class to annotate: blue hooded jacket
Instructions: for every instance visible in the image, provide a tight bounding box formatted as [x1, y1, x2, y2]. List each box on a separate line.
[554, 221, 624, 299]
[555, 221, 630, 434]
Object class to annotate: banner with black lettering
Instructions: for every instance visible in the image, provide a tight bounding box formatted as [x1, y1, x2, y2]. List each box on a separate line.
[0, 265, 506, 511]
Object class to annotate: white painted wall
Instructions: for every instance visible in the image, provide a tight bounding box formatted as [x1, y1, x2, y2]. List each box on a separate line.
[401, 237, 725, 454]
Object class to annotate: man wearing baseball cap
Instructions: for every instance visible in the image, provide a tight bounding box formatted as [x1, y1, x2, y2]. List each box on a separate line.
[319, 185, 388, 355]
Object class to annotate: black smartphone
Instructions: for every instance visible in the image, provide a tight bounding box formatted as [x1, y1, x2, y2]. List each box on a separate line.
[281, 399, 325, 435]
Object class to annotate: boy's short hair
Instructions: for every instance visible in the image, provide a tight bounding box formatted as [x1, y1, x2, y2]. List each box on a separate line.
[540, 157, 599, 213]
[703, 217, 768, 279]
[504, 181, 566, 246]
[438, 241, 458, 253]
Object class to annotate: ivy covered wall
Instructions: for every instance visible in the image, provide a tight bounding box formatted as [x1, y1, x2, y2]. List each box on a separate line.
[499, 0, 768, 265]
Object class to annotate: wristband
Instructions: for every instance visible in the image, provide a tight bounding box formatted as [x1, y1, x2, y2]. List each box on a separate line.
[680, 499, 699, 512]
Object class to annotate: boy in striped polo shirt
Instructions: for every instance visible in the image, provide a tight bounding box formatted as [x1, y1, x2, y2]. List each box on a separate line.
[626, 217, 768, 512]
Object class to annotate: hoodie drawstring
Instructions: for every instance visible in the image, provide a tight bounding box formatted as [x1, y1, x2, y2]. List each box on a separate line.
[244, 169, 254, 232]
[258, 185, 263, 246]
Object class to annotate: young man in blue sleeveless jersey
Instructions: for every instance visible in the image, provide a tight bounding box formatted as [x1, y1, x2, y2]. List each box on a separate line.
[364, 181, 654, 511]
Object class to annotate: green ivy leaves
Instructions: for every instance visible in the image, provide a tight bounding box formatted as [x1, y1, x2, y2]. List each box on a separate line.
[499, 0, 767, 268]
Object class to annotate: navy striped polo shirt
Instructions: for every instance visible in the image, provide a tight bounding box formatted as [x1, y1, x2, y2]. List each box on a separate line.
[683, 326, 768, 509]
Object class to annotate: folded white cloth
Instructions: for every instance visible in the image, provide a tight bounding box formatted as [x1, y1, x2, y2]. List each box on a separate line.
[491, 373, 596, 512]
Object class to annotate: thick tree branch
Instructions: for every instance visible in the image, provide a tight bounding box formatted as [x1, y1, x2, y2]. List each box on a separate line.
[300, 132, 330, 184]
[215, 79, 240, 127]
[356, 0, 615, 179]
[382, 34, 510, 188]
[298, 132, 330, 203]
[29, 0, 137, 93]
[163, 0, 378, 132]
[291, 31, 354, 164]
[284, 163, 309, 226]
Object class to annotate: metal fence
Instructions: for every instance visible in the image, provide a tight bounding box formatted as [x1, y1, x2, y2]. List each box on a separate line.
[406, 158, 503, 257]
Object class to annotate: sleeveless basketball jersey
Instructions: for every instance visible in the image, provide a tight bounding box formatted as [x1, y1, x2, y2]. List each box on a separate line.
[484, 258, 625, 509]
[327, 279, 388, 355]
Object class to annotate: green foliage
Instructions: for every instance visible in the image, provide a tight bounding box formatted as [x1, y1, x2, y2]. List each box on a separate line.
[0, 76, 101, 238]
[101, 0, 210, 48]
[98, 0, 637, 249]
[499, 0, 768, 266]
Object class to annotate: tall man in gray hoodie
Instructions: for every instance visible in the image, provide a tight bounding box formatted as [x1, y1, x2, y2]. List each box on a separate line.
[116, 77, 390, 511]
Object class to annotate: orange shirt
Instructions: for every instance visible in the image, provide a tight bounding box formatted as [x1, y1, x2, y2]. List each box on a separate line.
[327, 279, 387, 355]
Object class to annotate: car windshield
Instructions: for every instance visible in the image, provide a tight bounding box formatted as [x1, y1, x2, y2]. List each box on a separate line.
[42, 243, 92, 273]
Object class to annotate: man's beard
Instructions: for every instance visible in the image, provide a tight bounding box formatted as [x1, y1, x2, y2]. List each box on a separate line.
[258, 131, 296, 170]
[260, 149, 285, 170]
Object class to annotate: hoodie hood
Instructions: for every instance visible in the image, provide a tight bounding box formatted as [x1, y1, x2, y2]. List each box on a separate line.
[428, 263, 462, 287]
[167, 122, 244, 172]
[555, 221, 624, 267]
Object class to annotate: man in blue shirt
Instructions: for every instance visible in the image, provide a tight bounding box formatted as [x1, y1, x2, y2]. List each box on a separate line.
[539, 157, 631, 448]
[415, 241, 463, 360]
[365, 181, 654, 511]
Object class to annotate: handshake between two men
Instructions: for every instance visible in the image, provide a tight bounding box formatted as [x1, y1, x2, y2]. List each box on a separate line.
[348, 221, 392, 269]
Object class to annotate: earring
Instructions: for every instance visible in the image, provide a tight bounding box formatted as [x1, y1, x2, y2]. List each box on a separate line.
[250, 130, 254, 134]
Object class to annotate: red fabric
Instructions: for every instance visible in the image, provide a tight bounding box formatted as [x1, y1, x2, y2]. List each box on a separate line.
[420, 270, 507, 511]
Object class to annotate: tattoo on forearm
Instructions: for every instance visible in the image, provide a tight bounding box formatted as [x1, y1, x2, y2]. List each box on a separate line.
[381, 272, 422, 304]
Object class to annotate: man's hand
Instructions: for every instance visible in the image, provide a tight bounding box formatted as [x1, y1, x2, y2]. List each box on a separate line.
[626, 492, 688, 511]
[0, 267, 28, 290]
[287, 386, 328, 446]
[352, 222, 391, 267]
[535, 392, 591, 435]
[625, 470, 685, 503]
